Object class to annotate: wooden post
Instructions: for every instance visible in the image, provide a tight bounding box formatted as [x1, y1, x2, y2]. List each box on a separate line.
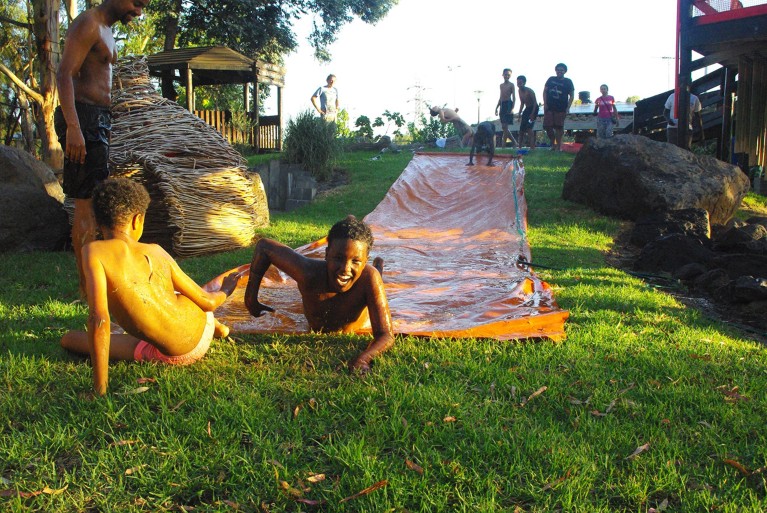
[720, 66, 737, 163]
[186, 66, 194, 111]
[277, 85, 283, 151]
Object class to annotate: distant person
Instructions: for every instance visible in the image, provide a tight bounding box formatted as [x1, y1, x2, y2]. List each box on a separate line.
[542, 63, 574, 151]
[495, 68, 516, 148]
[516, 76, 539, 150]
[244, 216, 394, 374]
[430, 106, 473, 147]
[593, 84, 620, 139]
[311, 74, 339, 122]
[60, 178, 241, 396]
[664, 91, 703, 149]
[56, 0, 150, 298]
[467, 121, 496, 166]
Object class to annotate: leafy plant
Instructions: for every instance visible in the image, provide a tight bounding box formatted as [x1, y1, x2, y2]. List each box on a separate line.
[354, 115, 374, 139]
[335, 108, 353, 139]
[282, 110, 340, 181]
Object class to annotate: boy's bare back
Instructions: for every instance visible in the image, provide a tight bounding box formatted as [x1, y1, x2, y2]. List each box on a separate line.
[85, 238, 209, 355]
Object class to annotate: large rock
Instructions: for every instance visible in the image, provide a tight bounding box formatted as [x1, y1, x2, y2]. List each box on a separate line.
[0, 146, 69, 252]
[562, 135, 750, 225]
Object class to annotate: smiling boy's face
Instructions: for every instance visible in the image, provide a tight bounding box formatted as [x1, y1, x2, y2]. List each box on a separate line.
[325, 238, 369, 293]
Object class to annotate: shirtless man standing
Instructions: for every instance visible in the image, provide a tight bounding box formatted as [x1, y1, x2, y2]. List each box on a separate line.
[244, 216, 394, 374]
[55, 0, 149, 297]
[61, 178, 240, 396]
[495, 68, 516, 148]
[516, 76, 539, 150]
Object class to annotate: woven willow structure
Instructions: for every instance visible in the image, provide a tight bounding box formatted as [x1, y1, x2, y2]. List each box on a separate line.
[109, 56, 269, 257]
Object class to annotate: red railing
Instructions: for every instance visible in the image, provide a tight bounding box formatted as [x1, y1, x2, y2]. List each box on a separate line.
[691, 0, 767, 23]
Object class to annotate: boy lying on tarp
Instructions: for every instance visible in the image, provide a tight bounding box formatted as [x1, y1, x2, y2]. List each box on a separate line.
[61, 178, 240, 395]
[244, 216, 394, 373]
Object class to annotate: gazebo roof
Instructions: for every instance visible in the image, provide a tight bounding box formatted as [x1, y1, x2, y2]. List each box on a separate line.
[147, 46, 285, 87]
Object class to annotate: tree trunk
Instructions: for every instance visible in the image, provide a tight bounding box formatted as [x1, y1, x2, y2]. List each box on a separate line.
[18, 91, 36, 154]
[160, 0, 182, 102]
[32, 0, 62, 169]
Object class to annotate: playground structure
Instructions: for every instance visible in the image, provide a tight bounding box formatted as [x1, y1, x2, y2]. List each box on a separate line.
[635, 0, 767, 171]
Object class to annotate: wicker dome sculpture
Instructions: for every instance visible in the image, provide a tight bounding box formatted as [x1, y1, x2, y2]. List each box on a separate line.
[109, 56, 269, 257]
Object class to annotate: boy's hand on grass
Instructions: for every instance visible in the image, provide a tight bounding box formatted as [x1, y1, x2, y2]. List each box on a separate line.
[349, 356, 371, 375]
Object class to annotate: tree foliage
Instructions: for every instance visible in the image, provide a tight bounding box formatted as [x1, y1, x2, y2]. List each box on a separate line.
[152, 0, 398, 63]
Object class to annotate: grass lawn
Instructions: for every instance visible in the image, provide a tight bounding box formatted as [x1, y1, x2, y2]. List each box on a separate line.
[2, 148, 767, 512]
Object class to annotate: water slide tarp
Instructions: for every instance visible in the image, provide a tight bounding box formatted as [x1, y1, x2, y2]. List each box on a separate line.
[213, 153, 569, 340]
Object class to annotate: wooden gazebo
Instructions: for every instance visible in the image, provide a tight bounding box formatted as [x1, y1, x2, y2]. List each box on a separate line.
[147, 46, 286, 151]
[675, 0, 767, 168]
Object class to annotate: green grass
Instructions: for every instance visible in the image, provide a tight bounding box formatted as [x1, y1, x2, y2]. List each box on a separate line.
[2, 149, 767, 511]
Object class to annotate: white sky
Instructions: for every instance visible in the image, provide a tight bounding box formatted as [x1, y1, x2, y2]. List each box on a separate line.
[265, 0, 682, 127]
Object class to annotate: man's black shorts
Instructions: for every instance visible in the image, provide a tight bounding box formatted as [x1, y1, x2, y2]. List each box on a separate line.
[54, 102, 112, 199]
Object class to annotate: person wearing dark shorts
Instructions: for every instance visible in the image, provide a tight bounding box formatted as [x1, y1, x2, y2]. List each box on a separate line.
[56, 0, 148, 298]
[495, 68, 516, 148]
[516, 76, 538, 150]
[542, 63, 574, 151]
[54, 102, 111, 199]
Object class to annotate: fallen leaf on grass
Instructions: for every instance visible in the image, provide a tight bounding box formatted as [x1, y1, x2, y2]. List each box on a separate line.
[169, 400, 186, 412]
[567, 396, 591, 405]
[124, 464, 147, 475]
[207, 421, 213, 438]
[0, 489, 42, 498]
[339, 480, 388, 503]
[295, 498, 326, 506]
[625, 442, 650, 460]
[443, 416, 456, 423]
[42, 485, 68, 495]
[278, 480, 303, 498]
[648, 497, 669, 512]
[719, 386, 749, 402]
[117, 386, 149, 395]
[541, 470, 571, 491]
[293, 405, 301, 418]
[405, 459, 424, 475]
[521, 386, 547, 406]
[221, 500, 240, 509]
[136, 377, 157, 384]
[688, 353, 711, 361]
[306, 473, 325, 483]
[109, 439, 138, 447]
[723, 458, 750, 476]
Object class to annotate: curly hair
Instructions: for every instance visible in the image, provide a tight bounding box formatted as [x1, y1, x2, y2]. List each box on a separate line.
[327, 215, 374, 249]
[91, 177, 150, 229]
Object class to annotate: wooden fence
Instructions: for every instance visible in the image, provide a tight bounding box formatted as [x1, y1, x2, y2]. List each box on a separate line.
[193, 110, 281, 151]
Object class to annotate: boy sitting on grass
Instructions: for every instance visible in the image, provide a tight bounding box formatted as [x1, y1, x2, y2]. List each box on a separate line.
[61, 177, 241, 396]
[244, 216, 394, 373]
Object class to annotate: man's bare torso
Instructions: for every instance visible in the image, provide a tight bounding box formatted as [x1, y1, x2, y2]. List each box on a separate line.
[71, 9, 117, 106]
[89, 239, 207, 354]
[499, 81, 515, 102]
[519, 87, 535, 110]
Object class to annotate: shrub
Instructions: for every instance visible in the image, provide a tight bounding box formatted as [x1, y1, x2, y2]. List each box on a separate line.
[283, 110, 340, 181]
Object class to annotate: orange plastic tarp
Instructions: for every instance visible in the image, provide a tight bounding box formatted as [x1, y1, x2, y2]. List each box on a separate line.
[213, 153, 569, 340]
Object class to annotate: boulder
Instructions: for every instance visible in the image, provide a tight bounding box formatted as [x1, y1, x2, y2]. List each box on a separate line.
[633, 233, 714, 274]
[630, 208, 711, 247]
[0, 146, 69, 252]
[562, 135, 750, 225]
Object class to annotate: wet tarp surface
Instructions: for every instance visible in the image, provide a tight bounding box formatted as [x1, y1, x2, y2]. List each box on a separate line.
[215, 153, 569, 340]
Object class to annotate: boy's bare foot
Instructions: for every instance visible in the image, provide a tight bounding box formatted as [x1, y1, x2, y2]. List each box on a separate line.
[214, 319, 230, 339]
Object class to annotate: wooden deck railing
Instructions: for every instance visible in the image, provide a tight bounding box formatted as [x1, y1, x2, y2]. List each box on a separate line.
[193, 110, 281, 151]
